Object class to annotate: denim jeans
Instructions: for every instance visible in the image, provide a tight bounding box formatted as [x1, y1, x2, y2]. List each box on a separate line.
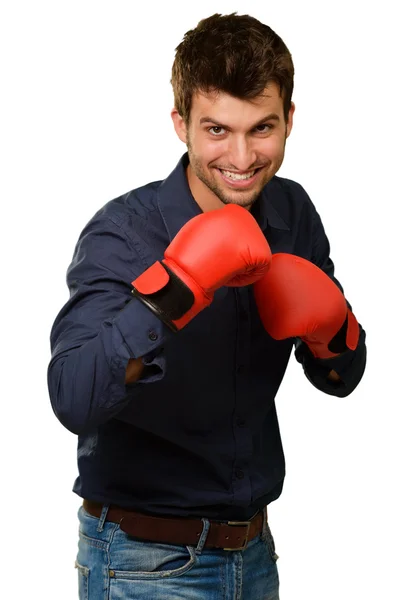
[75, 504, 280, 599]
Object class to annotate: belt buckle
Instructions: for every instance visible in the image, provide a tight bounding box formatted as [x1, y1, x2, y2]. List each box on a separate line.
[223, 520, 251, 551]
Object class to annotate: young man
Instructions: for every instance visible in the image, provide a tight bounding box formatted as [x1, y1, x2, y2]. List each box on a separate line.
[47, 13, 366, 600]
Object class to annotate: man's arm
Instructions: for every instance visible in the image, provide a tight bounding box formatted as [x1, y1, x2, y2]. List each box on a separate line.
[253, 181, 367, 396]
[328, 369, 341, 382]
[49, 203, 272, 434]
[294, 197, 367, 396]
[47, 215, 171, 436]
[253, 250, 367, 397]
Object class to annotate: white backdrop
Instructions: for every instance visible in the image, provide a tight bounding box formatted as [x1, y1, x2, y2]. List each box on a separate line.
[2, 1, 413, 598]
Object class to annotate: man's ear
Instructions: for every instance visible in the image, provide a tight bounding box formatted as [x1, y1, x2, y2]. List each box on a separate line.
[286, 102, 295, 139]
[171, 108, 188, 144]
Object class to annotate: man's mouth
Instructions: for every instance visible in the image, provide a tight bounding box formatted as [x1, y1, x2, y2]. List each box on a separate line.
[219, 168, 258, 180]
[216, 167, 264, 187]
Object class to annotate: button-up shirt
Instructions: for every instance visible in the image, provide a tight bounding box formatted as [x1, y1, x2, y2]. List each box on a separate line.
[47, 153, 366, 520]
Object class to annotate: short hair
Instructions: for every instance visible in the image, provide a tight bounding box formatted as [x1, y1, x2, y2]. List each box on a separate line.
[171, 12, 294, 126]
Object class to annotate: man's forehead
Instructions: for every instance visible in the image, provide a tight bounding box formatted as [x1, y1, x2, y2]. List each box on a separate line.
[193, 82, 281, 106]
[191, 85, 283, 123]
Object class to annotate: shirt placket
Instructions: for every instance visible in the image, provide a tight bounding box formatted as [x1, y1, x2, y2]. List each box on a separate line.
[231, 287, 253, 505]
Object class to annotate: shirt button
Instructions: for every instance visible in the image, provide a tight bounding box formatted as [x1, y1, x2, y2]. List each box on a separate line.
[236, 418, 246, 427]
[236, 365, 245, 374]
[235, 469, 245, 479]
[148, 331, 158, 341]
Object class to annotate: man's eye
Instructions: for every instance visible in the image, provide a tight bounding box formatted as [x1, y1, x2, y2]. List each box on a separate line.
[208, 124, 273, 136]
[208, 126, 226, 136]
[255, 124, 273, 133]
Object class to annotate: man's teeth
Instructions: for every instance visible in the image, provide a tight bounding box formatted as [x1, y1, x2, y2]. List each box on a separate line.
[220, 169, 256, 180]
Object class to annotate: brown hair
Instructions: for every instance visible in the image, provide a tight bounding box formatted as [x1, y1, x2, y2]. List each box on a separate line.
[171, 13, 294, 126]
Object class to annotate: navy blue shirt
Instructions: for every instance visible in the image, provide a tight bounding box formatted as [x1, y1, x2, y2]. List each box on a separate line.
[47, 153, 366, 521]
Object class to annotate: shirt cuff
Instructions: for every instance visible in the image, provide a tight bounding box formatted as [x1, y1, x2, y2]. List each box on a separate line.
[294, 326, 367, 397]
[112, 296, 174, 383]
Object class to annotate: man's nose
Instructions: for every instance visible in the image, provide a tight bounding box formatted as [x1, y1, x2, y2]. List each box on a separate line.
[226, 136, 258, 172]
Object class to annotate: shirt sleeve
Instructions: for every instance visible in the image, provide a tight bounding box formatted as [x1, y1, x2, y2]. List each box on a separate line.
[294, 198, 367, 397]
[47, 213, 172, 435]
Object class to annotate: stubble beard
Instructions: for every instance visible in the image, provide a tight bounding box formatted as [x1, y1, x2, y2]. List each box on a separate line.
[186, 135, 287, 210]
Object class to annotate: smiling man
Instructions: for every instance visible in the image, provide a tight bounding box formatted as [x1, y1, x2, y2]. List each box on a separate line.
[173, 84, 294, 213]
[47, 12, 366, 600]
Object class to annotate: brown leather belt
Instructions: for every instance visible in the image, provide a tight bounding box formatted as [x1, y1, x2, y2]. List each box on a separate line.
[83, 499, 266, 551]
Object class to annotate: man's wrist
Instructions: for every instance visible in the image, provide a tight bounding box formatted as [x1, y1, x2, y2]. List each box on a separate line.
[327, 369, 341, 382]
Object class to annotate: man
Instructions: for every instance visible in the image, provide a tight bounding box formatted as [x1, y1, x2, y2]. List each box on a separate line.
[47, 12, 366, 599]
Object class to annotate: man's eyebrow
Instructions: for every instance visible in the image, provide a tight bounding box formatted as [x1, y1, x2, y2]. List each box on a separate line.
[199, 113, 280, 130]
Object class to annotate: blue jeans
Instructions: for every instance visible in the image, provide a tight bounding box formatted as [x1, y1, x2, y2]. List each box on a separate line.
[76, 505, 280, 599]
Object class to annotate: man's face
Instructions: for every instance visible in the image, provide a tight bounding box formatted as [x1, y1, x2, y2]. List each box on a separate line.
[172, 82, 295, 210]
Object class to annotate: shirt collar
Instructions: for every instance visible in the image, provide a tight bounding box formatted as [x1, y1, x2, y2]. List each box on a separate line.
[157, 152, 290, 241]
[157, 153, 202, 241]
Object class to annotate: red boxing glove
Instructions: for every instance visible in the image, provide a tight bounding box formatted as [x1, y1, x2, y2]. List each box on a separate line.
[132, 204, 271, 331]
[253, 253, 360, 359]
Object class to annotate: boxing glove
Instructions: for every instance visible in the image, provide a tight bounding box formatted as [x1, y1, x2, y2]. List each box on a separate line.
[253, 253, 359, 359]
[131, 204, 272, 331]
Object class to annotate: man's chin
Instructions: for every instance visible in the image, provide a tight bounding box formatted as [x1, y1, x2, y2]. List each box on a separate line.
[219, 193, 258, 209]
[213, 177, 263, 207]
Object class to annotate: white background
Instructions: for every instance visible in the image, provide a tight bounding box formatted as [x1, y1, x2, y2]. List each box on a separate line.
[2, 1, 413, 598]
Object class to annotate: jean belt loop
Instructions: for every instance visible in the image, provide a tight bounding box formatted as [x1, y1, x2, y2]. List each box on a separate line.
[97, 504, 110, 533]
[195, 518, 211, 555]
[261, 506, 268, 536]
